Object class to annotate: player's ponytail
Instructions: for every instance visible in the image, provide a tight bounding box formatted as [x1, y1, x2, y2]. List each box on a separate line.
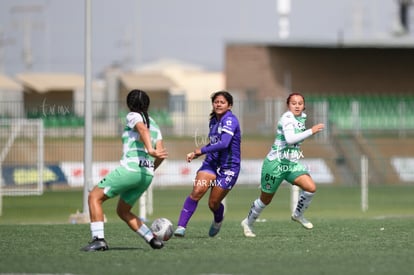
[127, 89, 151, 128]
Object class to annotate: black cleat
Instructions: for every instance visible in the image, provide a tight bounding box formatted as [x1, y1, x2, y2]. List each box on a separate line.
[81, 237, 109, 252]
[149, 238, 164, 249]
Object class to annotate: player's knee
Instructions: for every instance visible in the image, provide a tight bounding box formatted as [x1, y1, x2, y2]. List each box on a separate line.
[190, 188, 207, 201]
[296, 176, 317, 193]
[88, 187, 105, 204]
[305, 182, 317, 193]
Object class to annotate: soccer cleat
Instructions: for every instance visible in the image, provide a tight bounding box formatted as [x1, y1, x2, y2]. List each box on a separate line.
[291, 215, 313, 229]
[148, 237, 164, 249]
[174, 226, 186, 237]
[81, 237, 109, 252]
[208, 221, 222, 237]
[241, 218, 256, 237]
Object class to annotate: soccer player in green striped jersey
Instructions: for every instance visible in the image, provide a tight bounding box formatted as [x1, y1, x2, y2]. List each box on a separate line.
[81, 89, 168, 251]
[241, 93, 324, 237]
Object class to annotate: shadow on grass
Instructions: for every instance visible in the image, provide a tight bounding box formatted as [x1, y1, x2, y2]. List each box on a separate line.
[108, 246, 146, 251]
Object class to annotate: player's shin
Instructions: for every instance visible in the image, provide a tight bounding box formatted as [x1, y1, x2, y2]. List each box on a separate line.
[213, 203, 224, 223]
[90, 221, 105, 239]
[177, 196, 198, 228]
[137, 223, 154, 242]
[247, 198, 266, 224]
[137, 223, 164, 249]
[293, 191, 314, 217]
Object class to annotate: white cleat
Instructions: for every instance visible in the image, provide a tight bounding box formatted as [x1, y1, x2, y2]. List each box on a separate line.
[241, 218, 256, 237]
[291, 215, 313, 229]
[174, 226, 186, 237]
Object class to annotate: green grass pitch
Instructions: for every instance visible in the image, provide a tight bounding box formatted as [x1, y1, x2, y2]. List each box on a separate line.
[0, 185, 413, 275]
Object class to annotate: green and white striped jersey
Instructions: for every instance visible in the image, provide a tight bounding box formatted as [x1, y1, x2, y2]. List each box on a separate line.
[120, 112, 163, 175]
[266, 111, 311, 163]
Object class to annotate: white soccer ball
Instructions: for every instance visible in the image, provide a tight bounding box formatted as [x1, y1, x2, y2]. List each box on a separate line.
[150, 217, 174, 241]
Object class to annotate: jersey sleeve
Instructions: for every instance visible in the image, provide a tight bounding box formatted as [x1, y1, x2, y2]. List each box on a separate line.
[221, 115, 238, 136]
[201, 132, 232, 154]
[280, 112, 296, 131]
[126, 112, 144, 129]
[284, 128, 312, 144]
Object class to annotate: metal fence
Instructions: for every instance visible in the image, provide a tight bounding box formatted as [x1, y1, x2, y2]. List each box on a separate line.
[1, 98, 413, 188]
[2, 97, 414, 137]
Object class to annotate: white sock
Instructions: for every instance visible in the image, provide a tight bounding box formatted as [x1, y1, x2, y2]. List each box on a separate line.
[294, 191, 314, 217]
[137, 224, 154, 242]
[247, 198, 266, 225]
[90, 221, 104, 239]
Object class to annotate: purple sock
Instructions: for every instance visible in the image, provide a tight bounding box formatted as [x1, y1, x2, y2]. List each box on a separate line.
[213, 203, 224, 223]
[177, 196, 198, 228]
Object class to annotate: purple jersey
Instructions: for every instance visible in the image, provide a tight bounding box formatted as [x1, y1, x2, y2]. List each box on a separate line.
[201, 110, 241, 170]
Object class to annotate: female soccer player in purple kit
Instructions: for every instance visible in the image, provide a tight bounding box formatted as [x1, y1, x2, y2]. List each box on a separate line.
[174, 91, 241, 237]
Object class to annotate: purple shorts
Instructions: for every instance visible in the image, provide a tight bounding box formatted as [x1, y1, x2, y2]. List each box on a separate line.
[197, 161, 240, 190]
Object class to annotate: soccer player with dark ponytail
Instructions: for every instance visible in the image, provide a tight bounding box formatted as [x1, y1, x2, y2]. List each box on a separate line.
[81, 89, 168, 251]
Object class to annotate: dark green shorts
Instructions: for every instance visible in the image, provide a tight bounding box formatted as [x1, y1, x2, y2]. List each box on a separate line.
[260, 158, 309, 194]
[97, 166, 153, 206]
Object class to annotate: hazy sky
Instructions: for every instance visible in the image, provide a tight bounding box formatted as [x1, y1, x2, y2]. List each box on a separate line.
[0, 0, 408, 77]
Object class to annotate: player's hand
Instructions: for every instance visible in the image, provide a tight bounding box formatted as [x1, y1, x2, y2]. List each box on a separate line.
[311, 123, 325, 134]
[186, 152, 196, 162]
[186, 149, 201, 162]
[149, 148, 168, 159]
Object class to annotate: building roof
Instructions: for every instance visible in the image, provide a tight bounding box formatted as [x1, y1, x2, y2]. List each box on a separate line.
[0, 74, 21, 90]
[16, 73, 85, 93]
[226, 36, 414, 49]
[119, 72, 177, 91]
